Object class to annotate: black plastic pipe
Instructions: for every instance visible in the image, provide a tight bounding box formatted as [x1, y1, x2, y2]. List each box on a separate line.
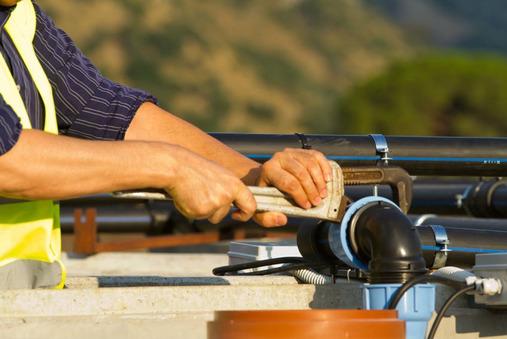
[212, 133, 507, 176]
[61, 194, 148, 207]
[345, 183, 468, 215]
[345, 180, 507, 217]
[464, 181, 507, 218]
[59, 204, 171, 233]
[55, 179, 505, 221]
[412, 215, 507, 268]
[58, 202, 304, 234]
[411, 215, 507, 232]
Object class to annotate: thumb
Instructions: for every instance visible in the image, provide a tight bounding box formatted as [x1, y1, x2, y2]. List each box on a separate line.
[231, 185, 256, 222]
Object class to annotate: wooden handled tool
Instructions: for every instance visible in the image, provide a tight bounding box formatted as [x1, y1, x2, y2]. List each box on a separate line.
[113, 162, 412, 221]
[113, 162, 346, 222]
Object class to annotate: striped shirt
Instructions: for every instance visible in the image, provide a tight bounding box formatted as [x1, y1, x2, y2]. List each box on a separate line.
[0, 2, 156, 154]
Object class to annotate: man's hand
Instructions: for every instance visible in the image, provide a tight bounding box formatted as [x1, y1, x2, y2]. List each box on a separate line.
[253, 148, 332, 227]
[127, 104, 330, 226]
[166, 148, 257, 224]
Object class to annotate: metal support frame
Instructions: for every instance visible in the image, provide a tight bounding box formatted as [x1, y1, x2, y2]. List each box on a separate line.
[72, 208, 294, 254]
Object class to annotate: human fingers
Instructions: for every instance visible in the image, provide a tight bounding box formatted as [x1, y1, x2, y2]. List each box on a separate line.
[173, 201, 206, 220]
[268, 167, 311, 209]
[291, 149, 329, 198]
[231, 184, 256, 222]
[297, 149, 331, 196]
[252, 211, 288, 228]
[311, 150, 332, 183]
[280, 156, 321, 206]
[208, 205, 232, 224]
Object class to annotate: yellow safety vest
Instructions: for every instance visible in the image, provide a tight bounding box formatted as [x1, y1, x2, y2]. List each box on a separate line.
[0, 0, 65, 289]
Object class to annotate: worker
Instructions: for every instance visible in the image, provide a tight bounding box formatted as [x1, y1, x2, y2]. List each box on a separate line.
[0, 0, 331, 289]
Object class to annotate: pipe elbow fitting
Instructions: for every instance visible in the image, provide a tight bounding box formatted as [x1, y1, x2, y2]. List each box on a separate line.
[297, 197, 427, 284]
[351, 202, 427, 283]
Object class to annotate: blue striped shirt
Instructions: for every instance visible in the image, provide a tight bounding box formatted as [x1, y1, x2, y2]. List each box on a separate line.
[0, 2, 157, 154]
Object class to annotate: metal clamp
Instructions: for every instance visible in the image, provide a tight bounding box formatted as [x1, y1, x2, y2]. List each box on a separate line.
[414, 214, 437, 226]
[295, 133, 312, 150]
[429, 224, 451, 269]
[369, 134, 391, 165]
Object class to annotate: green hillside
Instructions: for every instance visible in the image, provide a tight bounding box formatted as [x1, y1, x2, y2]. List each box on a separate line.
[337, 54, 507, 136]
[37, 0, 416, 133]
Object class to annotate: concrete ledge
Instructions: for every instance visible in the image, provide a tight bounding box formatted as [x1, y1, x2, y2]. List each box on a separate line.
[0, 283, 360, 317]
[62, 252, 229, 277]
[0, 253, 506, 338]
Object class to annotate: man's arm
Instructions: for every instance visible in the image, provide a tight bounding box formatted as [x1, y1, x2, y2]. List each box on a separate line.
[126, 103, 332, 227]
[125, 102, 261, 185]
[0, 129, 256, 223]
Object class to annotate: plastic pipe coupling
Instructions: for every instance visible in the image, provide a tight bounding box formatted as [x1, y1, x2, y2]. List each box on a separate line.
[297, 197, 427, 283]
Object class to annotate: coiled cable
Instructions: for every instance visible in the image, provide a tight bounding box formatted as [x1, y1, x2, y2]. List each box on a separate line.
[291, 268, 334, 285]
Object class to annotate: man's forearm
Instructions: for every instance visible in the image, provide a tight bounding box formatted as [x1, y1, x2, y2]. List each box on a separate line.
[0, 129, 178, 200]
[125, 102, 261, 185]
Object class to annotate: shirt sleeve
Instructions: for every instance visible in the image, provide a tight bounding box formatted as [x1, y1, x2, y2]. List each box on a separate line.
[0, 96, 22, 155]
[32, 3, 157, 141]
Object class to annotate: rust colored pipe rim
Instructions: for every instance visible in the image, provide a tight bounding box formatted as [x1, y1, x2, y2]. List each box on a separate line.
[208, 309, 405, 339]
[214, 309, 399, 321]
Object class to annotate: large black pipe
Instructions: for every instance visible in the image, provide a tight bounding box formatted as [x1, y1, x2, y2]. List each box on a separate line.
[61, 194, 148, 207]
[346, 180, 507, 217]
[412, 215, 507, 268]
[411, 215, 507, 232]
[346, 183, 469, 215]
[464, 181, 507, 218]
[57, 179, 506, 220]
[59, 204, 171, 233]
[212, 133, 507, 176]
[58, 202, 304, 234]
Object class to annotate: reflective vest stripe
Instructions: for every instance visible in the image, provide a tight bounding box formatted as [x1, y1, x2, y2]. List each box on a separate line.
[0, 0, 64, 289]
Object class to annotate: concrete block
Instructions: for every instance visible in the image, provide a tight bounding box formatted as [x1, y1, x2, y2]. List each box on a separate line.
[0, 253, 506, 338]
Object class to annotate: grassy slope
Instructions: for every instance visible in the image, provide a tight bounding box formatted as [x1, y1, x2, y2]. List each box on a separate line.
[37, 0, 415, 133]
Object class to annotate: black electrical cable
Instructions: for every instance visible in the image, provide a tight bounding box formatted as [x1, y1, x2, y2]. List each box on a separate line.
[212, 257, 306, 276]
[387, 274, 466, 310]
[213, 256, 362, 280]
[427, 285, 475, 339]
[229, 263, 313, 276]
